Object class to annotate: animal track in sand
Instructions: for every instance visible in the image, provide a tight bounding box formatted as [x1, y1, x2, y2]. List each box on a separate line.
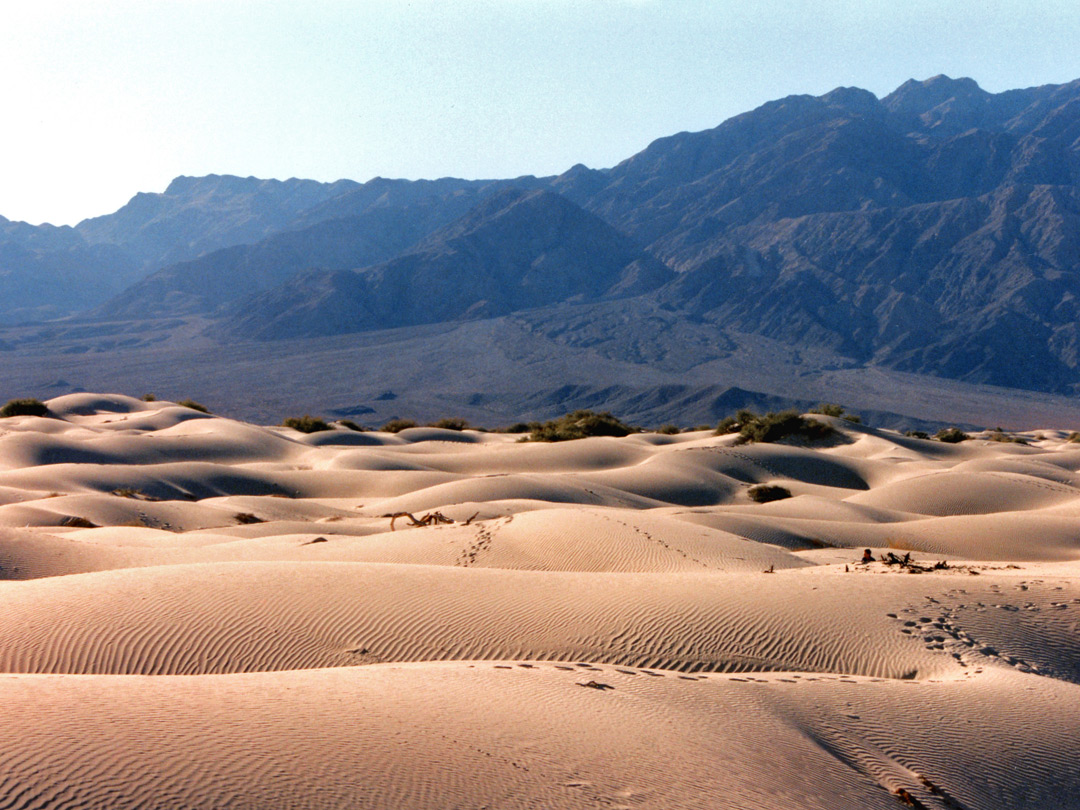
[594, 511, 717, 570]
[888, 592, 1080, 680]
[454, 517, 510, 567]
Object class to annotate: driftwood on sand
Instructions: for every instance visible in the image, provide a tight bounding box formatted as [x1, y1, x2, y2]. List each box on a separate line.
[385, 510, 480, 531]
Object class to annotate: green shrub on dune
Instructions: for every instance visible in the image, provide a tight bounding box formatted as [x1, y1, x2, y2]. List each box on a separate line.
[747, 483, 792, 503]
[429, 417, 471, 431]
[528, 410, 637, 442]
[810, 403, 861, 423]
[714, 415, 740, 435]
[987, 428, 1027, 444]
[717, 409, 833, 445]
[934, 427, 970, 443]
[809, 403, 845, 417]
[282, 415, 333, 434]
[0, 398, 48, 418]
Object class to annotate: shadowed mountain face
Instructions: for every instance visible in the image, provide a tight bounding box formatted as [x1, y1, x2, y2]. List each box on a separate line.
[562, 75, 1080, 267]
[92, 176, 560, 320]
[0, 175, 362, 323]
[75, 174, 362, 271]
[0, 216, 139, 323]
[220, 189, 673, 339]
[5, 74, 1080, 399]
[657, 183, 1080, 390]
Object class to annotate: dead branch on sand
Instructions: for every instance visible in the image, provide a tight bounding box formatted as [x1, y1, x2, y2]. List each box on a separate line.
[872, 551, 950, 573]
[386, 511, 455, 531]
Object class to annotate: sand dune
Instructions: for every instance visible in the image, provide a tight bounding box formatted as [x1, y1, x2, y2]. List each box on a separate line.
[0, 394, 1078, 808]
[2, 665, 1076, 810]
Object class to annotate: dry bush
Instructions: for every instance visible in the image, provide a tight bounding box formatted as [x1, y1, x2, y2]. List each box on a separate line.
[429, 417, 470, 431]
[528, 410, 637, 442]
[735, 410, 834, 445]
[111, 488, 160, 501]
[282, 415, 332, 433]
[934, 427, 970, 443]
[0, 398, 48, 418]
[747, 483, 792, 503]
[986, 428, 1027, 444]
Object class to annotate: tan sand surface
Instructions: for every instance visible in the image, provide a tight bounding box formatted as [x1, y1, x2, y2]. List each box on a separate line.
[0, 394, 1078, 808]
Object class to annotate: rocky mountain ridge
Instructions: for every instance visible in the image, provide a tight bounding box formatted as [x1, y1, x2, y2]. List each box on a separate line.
[4, 74, 1080, 397]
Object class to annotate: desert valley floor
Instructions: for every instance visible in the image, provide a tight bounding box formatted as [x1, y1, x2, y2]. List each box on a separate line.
[1, 394, 1079, 808]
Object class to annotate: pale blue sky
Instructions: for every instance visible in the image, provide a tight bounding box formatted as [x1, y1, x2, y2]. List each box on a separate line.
[3, 0, 1079, 226]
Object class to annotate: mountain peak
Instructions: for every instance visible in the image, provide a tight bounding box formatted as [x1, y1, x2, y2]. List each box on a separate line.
[883, 75, 988, 114]
[881, 75, 994, 136]
[820, 85, 880, 113]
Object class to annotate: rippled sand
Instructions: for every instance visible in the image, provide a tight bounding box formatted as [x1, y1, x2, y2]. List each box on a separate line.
[1, 394, 1078, 808]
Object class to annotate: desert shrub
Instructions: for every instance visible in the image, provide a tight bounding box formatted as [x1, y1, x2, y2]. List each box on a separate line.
[0, 398, 48, 418]
[381, 418, 417, 433]
[714, 416, 739, 435]
[810, 403, 862, 423]
[140, 393, 156, 402]
[429, 417, 470, 431]
[691, 424, 713, 432]
[177, 399, 209, 413]
[110, 487, 159, 501]
[987, 428, 1027, 444]
[282, 415, 332, 433]
[810, 403, 845, 417]
[934, 427, 970, 443]
[528, 410, 636, 442]
[904, 430, 930, 439]
[657, 424, 681, 435]
[234, 512, 265, 525]
[1068, 432, 1080, 443]
[59, 515, 97, 528]
[747, 483, 792, 503]
[338, 419, 365, 432]
[735, 410, 834, 445]
[502, 422, 532, 434]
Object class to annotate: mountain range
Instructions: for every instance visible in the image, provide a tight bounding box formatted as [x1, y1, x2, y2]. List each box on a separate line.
[3, 74, 1080, 425]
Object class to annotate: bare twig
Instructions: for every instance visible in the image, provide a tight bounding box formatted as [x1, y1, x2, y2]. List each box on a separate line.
[387, 510, 457, 531]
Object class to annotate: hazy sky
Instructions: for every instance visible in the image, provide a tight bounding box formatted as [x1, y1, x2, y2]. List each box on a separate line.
[4, 0, 1080, 226]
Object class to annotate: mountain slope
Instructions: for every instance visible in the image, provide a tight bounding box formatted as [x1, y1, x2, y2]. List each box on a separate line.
[6, 74, 1080, 398]
[221, 188, 673, 339]
[0, 216, 139, 323]
[554, 76, 1080, 264]
[92, 177, 555, 320]
[656, 183, 1080, 390]
[75, 174, 360, 272]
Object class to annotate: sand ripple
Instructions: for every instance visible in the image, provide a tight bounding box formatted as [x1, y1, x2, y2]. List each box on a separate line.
[0, 396, 1078, 807]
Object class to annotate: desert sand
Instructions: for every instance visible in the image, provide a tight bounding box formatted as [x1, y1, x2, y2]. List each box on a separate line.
[1, 393, 1078, 808]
